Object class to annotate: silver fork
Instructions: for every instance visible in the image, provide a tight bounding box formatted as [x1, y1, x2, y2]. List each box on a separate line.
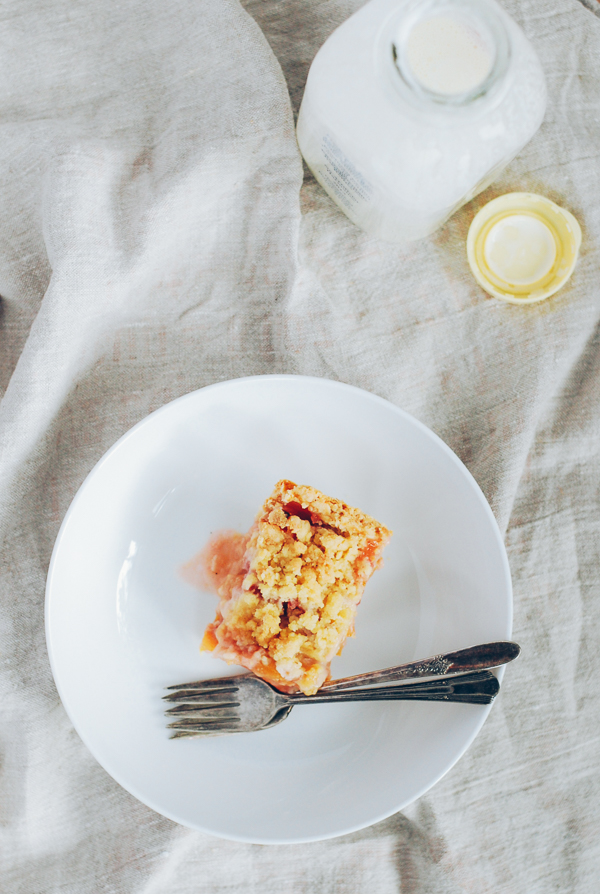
[318, 640, 520, 691]
[164, 669, 501, 737]
[164, 640, 519, 738]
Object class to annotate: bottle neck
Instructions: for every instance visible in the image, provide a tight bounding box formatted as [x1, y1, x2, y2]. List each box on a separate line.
[382, 0, 512, 115]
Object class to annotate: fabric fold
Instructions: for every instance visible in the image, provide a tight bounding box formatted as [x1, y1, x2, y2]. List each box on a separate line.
[1, 0, 599, 890]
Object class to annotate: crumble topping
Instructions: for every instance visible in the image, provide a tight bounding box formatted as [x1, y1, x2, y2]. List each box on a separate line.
[199, 480, 392, 695]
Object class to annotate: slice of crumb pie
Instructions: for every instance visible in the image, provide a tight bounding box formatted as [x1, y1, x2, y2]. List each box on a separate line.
[196, 480, 391, 695]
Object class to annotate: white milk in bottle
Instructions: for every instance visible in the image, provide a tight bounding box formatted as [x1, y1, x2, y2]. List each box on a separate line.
[297, 0, 547, 242]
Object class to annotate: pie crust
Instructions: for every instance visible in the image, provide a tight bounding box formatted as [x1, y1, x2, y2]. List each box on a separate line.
[195, 480, 392, 695]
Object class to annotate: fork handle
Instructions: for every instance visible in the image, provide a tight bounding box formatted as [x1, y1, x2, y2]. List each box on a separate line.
[319, 641, 519, 692]
[289, 670, 500, 705]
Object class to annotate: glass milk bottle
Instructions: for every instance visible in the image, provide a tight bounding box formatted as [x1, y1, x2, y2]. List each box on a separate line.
[297, 0, 547, 243]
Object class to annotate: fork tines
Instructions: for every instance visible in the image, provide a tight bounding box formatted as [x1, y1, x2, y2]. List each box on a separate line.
[165, 704, 242, 737]
[163, 677, 246, 737]
[164, 675, 247, 692]
[168, 719, 242, 738]
[166, 716, 241, 729]
[163, 688, 241, 704]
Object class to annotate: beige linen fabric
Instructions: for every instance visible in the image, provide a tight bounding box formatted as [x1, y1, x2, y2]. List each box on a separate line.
[0, 0, 599, 891]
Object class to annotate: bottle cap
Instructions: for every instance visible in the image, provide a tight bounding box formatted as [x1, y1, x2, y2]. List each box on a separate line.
[467, 193, 581, 304]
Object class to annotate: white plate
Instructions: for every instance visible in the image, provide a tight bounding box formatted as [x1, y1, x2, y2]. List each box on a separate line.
[46, 376, 512, 843]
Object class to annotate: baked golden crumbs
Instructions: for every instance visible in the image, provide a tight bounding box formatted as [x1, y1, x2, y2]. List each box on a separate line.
[200, 480, 392, 695]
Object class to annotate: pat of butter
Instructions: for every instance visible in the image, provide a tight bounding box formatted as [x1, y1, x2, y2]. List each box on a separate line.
[484, 214, 556, 286]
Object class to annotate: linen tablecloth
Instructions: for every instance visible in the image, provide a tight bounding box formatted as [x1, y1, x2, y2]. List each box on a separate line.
[1, 0, 599, 890]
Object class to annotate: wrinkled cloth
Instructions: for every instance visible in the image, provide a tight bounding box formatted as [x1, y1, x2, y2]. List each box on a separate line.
[1, 0, 599, 891]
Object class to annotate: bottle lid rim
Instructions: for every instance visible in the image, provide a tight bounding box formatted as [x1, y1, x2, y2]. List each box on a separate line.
[466, 193, 581, 305]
